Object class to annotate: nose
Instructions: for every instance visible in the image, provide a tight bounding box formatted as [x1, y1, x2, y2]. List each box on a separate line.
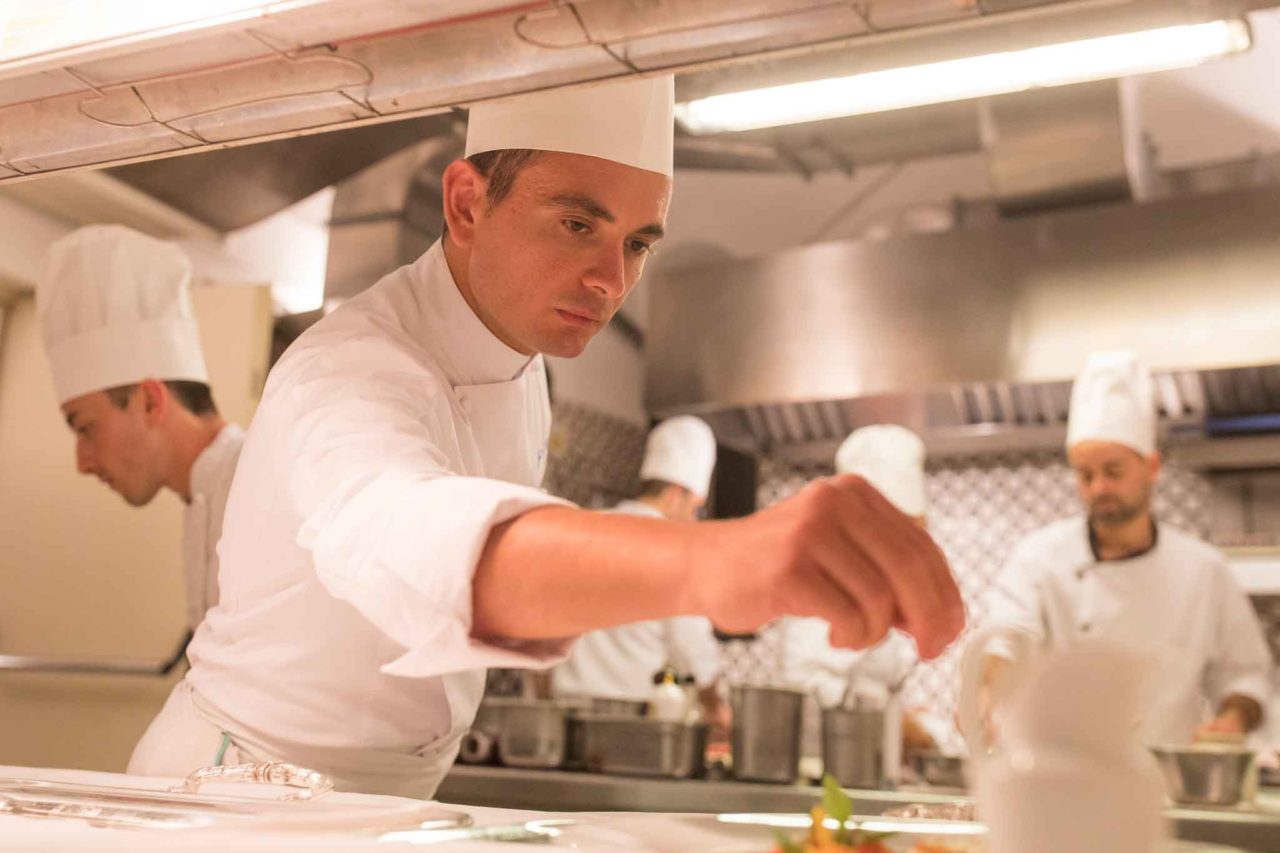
[582, 243, 627, 300]
[76, 440, 96, 476]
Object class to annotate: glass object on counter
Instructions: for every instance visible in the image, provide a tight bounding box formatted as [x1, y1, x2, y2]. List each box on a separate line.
[0, 767, 466, 833]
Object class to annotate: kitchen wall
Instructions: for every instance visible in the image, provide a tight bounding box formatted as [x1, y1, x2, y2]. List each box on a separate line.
[0, 285, 271, 772]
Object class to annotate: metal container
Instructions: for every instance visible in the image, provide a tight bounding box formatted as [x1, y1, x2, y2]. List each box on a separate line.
[458, 699, 513, 765]
[577, 715, 707, 779]
[911, 751, 967, 789]
[589, 696, 649, 717]
[1150, 746, 1255, 807]
[822, 706, 885, 789]
[496, 701, 567, 769]
[731, 686, 804, 784]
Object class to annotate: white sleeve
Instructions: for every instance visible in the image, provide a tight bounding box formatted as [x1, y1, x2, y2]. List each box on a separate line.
[285, 363, 574, 679]
[982, 536, 1049, 658]
[665, 617, 722, 687]
[779, 617, 868, 708]
[1204, 562, 1273, 713]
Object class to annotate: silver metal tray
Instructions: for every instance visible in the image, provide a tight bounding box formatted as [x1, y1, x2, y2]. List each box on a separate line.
[576, 715, 707, 779]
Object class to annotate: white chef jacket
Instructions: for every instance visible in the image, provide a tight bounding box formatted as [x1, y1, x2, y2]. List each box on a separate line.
[987, 517, 1272, 746]
[181, 424, 245, 631]
[779, 618, 917, 708]
[551, 500, 721, 701]
[142, 240, 573, 796]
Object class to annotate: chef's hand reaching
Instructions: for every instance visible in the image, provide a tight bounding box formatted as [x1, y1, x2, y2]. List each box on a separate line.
[1195, 695, 1263, 742]
[688, 475, 965, 660]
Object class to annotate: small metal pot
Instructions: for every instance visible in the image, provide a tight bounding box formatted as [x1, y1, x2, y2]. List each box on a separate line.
[822, 706, 884, 789]
[1149, 746, 1255, 807]
[731, 686, 804, 784]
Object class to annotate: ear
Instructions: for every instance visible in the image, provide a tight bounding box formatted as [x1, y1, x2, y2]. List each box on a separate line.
[1147, 451, 1163, 480]
[441, 159, 489, 250]
[137, 378, 170, 425]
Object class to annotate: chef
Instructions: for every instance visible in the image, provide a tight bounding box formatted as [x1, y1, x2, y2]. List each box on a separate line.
[781, 425, 940, 756]
[552, 415, 724, 718]
[985, 351, 1270, 745]
[36, 225, 244, 632]
[127, 76, 963, 797]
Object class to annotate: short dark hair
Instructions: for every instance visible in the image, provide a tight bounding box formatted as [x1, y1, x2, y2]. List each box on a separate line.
[105, 381, 219, 417]
[467, 149, 542, 208]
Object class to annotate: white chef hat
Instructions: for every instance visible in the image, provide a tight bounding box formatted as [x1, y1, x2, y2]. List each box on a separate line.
[835, 425, 928, 518]
[640, 416, 717, 500]
[37, 224, 208, 404]
[465, 76, 674, 177]
[1066, 351, 1157, 457]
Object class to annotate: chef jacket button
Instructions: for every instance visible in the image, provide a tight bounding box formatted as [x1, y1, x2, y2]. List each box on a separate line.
[1080, 622, 1092, 633]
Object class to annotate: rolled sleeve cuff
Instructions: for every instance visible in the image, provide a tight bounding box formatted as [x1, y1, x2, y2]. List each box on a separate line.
[304, 474, 574, 679]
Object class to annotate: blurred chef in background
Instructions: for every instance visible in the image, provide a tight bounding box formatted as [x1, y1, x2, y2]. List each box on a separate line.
[984, 351, 1271, 745]
[553, 415, 727, 729]
[781, 424, 942, 759]
[36, 225, 243, 632]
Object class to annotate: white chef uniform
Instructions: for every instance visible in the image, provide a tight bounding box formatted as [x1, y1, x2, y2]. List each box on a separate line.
[987, 518, 1271, 746]
[131, 240, 571, 796]
[551, 500, 722, 701]
[38, 225, 237, 632]
[129, 75, 677, 798]
[181, 424, 245, 630]
[986, 352, 1271, 746]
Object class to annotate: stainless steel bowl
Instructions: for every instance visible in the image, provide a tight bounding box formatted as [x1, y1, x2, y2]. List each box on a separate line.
[1150, 746, 1255, 807]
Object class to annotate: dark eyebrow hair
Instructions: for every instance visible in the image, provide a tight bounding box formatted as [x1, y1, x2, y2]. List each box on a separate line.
[65, 412, 79, 429]
[547, 192, 665, 241]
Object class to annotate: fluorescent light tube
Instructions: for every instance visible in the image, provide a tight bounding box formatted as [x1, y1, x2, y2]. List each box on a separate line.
[675, 19, 1251, 134]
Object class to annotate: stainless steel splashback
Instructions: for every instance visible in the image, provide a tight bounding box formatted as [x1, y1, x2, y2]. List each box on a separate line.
[646, 183, 1280, 457]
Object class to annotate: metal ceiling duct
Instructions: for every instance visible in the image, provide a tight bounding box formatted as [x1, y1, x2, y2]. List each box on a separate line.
[0, 0, 1014, 182]
[981, 79, 1155, 214]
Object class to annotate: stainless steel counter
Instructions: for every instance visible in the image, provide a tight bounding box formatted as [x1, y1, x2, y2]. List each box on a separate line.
[438, 766, 1280, 852]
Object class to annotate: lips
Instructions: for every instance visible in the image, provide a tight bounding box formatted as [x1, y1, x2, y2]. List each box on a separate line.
[556, 308, 602, 327]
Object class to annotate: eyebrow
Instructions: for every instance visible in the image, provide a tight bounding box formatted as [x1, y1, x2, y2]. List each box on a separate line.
[65, 412, 79, 429]
[548, 193, 665, 241]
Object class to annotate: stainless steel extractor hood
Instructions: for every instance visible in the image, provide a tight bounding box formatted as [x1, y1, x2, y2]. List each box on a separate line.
[645, 178, 1280, 461]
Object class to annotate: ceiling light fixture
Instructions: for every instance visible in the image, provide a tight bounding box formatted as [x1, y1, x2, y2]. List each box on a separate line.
[675, 19, 1251, 135]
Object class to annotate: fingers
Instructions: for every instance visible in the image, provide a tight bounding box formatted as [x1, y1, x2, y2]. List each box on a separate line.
[800, 521, 896, 647]
[822, 476, 966, 659]
[780, 561, 873, 650]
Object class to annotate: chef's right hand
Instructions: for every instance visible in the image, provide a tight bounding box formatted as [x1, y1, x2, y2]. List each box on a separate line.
[687, 475, 965, 660]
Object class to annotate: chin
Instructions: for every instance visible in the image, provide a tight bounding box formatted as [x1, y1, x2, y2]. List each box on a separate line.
[537, 331, 594, 359]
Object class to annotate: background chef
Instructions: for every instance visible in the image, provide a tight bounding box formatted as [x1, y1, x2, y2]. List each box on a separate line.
[985, 351, 1271, 745]
[127, 76, 962, 798]
[36, 225, 244, 633]
[552, 415, 726, 726]
[781, 425, 941, 761]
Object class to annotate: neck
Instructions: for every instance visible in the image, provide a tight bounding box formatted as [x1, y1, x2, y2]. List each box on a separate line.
[165, 414, 227, 503]
[441, 236, 533, 356]
[1091, 510, 1156, 560]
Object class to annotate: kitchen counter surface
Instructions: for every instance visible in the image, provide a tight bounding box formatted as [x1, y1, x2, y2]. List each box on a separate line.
[439, 764, 1280, 851]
